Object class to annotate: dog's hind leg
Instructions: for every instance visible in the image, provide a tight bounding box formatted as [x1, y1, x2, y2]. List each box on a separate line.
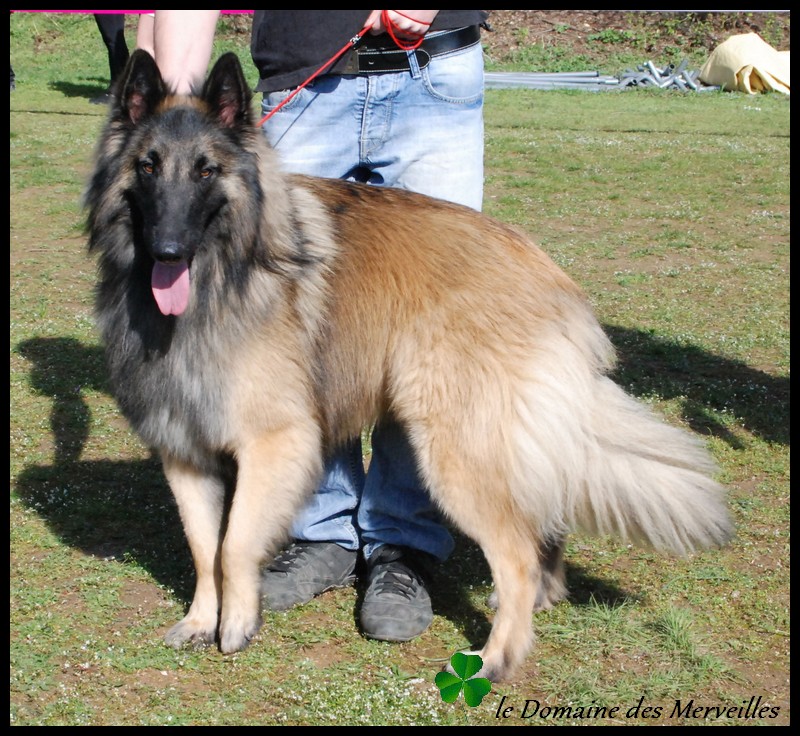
[450, 497, 543, 681]
[417, 445, 544, 681]
[217, 422, 323, 654]
[478, 527, 543, 681]
[161, 453, 227, 649]
[488, 535, 567, 612]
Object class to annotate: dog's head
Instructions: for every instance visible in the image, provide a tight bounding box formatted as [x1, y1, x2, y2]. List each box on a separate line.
[92, 51, 262, 317]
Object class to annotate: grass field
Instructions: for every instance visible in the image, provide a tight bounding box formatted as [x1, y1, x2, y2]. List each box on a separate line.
[10, 12, 790, 726]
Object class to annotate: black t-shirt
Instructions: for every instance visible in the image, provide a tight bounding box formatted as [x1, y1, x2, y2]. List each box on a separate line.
[250, 10, 489, 93]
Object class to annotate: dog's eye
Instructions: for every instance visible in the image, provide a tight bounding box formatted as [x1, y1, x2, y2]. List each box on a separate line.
[199, 167, 215, 180]
[139, 161, 154, 176]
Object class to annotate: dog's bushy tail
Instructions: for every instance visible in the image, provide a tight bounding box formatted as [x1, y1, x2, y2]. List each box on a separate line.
[508, 333, 733, 555]
[564, 376, 733, 554]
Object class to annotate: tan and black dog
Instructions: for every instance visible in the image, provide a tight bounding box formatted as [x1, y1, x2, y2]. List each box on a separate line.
[86, 49, 732, 681]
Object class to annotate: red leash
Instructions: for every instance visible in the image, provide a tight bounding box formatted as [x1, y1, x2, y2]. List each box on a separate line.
[257, 10, 428, 127]
[383, 9, 428, 50]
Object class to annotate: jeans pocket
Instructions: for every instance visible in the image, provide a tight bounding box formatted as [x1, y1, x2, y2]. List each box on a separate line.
[261, 85, 312, 115]
[422, 43, 484, 104]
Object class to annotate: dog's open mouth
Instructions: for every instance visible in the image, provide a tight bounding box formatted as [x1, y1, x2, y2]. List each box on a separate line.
[151, 261, 191, 316]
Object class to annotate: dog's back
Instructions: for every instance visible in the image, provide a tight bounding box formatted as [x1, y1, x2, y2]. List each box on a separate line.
[296, 176, 601, 443]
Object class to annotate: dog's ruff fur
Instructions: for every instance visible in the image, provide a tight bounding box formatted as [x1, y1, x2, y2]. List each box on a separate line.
[85, 50, 733, 681]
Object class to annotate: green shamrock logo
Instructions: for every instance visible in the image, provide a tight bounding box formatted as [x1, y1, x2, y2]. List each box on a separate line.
[435, 652, 492, 707]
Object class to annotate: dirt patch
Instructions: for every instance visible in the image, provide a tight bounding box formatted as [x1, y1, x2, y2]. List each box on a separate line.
[481, 10, 790, 64]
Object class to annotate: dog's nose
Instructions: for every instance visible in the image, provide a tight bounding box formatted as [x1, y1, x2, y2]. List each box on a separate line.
[152, 240, 186, 263]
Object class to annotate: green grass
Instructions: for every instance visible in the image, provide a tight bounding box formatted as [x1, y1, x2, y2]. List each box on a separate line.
[11, 12, 790, 726]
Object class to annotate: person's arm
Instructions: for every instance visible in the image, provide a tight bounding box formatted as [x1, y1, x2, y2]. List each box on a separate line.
[135, 13, 155, 57]
[153, 10, 220, 94]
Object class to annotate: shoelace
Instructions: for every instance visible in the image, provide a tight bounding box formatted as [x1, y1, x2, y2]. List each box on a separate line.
[267, 546, 309, 573]
[370, 562, 424, 600]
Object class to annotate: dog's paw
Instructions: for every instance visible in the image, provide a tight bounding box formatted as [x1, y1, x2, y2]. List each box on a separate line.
[443, 649, 497, 681]
[443, 649, 510, 683]
[218, 612, 262, 654]
[164, 617, 217, 649]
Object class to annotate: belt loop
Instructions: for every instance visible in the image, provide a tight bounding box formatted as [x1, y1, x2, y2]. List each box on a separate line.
[407, 49, 423, 79]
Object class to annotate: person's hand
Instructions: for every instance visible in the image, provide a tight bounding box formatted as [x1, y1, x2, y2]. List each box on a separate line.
[364, 10, 440, 39]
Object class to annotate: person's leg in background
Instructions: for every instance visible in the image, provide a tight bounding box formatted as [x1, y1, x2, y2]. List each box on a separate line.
[91, 13, 129, 104]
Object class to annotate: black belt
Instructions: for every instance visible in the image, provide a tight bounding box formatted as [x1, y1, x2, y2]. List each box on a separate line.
[332, 25, 481, 75]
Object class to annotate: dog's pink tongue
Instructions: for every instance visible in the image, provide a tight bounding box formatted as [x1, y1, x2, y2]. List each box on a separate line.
[151, 261, 190, 316]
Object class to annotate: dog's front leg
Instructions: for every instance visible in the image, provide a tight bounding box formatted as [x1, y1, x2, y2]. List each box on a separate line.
[161, 452, 227, 648]
[218, 422, 322, 654]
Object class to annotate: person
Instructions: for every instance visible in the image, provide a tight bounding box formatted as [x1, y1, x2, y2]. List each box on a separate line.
[152, 9, 488, 643]
[91, 13, 129, 104]
[92, 13, 155, 104]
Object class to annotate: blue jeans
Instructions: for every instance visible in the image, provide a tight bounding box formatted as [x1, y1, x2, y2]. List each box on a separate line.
[261, 39, 484, 562]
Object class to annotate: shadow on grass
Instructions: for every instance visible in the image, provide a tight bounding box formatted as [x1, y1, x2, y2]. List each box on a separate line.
[605, 325, 789, 448]
[13, 326, 789, 641]
[49, 78, 113, 101]
[15, 336, 196, 604]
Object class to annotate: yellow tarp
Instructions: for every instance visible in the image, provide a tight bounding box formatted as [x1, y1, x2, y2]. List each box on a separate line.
[699, 32, 790, 95]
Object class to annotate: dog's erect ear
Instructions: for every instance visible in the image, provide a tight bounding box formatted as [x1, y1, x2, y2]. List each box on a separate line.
[202, 52, 253, 129]
[114, 49, 167, 126]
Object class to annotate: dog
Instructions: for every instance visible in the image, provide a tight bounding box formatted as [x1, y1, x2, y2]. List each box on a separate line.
[85, 49, 732, 682]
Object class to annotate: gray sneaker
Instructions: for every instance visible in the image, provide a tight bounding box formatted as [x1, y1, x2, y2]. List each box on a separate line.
[360, 545, 435, 642]
[261, 542, 357, 612]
